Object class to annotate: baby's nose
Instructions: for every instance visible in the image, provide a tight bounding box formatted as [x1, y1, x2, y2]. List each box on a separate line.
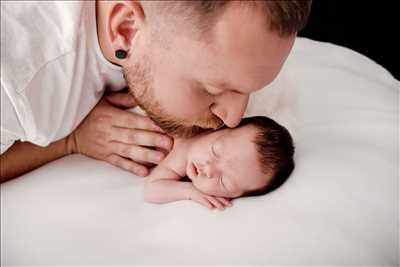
[197, 163, 211, 179]
[203, 164, 219, 179]
[204, 167, 212, 179]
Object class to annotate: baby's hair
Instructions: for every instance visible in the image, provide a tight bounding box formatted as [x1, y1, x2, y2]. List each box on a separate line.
[237, 116, 295, 197]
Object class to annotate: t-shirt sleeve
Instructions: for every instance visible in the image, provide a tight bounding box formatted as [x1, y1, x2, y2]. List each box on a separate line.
[0, 135, 15, 154]
[1, 84, 25, 154]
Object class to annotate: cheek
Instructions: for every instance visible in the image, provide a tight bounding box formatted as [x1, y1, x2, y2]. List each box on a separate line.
[161, 85, 210, 119]
[151, 61, 211, 118]
[193, 178, 220, 195]
[191, 148, 212, 168]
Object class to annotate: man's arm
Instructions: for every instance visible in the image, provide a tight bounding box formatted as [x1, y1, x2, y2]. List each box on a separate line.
[0, 92, 173, 181]
[0, 137, 74, 182]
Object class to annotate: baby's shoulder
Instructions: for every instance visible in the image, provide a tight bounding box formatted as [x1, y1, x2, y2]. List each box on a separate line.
[161, 143, 188, 177]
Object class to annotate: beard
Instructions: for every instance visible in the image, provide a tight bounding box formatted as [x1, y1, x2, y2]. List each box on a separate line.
[123, 55, 223, 138]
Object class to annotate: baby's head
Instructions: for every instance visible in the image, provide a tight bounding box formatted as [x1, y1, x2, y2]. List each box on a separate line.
[186, 116, 294, 198]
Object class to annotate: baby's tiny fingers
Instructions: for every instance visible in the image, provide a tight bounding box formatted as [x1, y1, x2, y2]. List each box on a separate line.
[206, 196, 224, 210]
[217, 197, 233, 207]
[193, 196, 214, 210]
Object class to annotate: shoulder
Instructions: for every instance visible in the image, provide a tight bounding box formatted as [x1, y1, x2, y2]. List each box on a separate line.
[0, 1, 105, 146]
[1, 1, 89, 93]
[146, 161, 181, 183]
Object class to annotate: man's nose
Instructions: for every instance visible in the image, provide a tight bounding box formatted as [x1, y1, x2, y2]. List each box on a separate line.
[211, 92, 249, 128]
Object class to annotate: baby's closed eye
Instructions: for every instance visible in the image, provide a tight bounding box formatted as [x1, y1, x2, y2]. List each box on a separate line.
[219, 176, 228, 192]
[211, 143, 219, 158]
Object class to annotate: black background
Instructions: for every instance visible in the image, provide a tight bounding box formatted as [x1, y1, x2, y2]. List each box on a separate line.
[298, 0, 399, 79]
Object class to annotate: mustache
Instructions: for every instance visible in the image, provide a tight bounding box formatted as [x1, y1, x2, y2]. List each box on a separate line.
[148, 111, 224, 138]
[124, 70, 224, 138]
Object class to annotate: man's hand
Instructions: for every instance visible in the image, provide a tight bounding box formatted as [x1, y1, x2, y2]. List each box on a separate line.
[185, 182, 233, 210]
[68, 92, 173, 176]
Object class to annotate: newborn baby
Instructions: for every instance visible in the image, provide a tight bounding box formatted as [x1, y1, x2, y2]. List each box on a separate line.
[144, 116, 294, 210]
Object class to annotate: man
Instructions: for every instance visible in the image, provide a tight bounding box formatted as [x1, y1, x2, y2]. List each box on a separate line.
[0, 1, 311, 180]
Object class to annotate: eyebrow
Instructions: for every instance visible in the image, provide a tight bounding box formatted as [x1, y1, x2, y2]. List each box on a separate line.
[210, 81, 245, 94]
[219, 176, 229, 193]
[214, 81, 233, 90]
[216, 138, 235, 170]
[211, 136, 237, 194]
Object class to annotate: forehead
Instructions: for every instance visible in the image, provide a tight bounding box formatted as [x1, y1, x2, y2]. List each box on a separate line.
[217, 126, 266, 192]
[208, 3, 295, 92]
[165, 2, 294, 94]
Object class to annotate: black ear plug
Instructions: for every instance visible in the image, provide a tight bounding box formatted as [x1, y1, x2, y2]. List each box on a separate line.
[115, 49, 127, 59]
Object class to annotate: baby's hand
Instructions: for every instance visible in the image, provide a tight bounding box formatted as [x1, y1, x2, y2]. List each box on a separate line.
[185, 183, 233, 210]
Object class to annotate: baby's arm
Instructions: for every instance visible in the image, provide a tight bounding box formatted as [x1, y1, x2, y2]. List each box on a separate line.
[143, 163, 191, 204]
[144, 163, 232, 210]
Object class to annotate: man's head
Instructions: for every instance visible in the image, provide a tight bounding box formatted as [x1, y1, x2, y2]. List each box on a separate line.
[99, 0, 311, 137]
[186, 116, 295, 198]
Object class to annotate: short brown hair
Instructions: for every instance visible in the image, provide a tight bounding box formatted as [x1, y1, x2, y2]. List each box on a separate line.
[238, 116, 295, 197]
[151, 0, 312, 37]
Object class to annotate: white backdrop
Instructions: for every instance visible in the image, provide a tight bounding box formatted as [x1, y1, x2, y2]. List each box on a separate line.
[1, 38, 398, 265]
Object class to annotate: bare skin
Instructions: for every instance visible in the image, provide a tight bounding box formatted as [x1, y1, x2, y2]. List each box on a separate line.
[144, 125, 270, 210]
[1, 1, 294, 180]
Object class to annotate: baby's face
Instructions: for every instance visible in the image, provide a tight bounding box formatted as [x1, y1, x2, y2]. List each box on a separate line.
[186, 125, 269, 198]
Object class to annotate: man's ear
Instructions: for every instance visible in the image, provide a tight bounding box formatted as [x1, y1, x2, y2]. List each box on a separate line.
[107, 1, 145, 57]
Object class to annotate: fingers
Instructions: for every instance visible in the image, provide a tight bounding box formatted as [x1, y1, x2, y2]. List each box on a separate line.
[189, 189, 233, 210]
[191, 195, 214, 210]
[112, 110, 164, 133]
[106, 92, 137, 109]
[206, 196, 225, 210]
[216, 197, 233, 207]
[106, 154, 149, 177]
[109, 128, 173, 151]
[111, 142, 166, 165]
[206, 196, 233, 210]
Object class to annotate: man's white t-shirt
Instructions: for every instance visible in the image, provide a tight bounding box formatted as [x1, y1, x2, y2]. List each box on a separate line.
[0, 1, 126, 154]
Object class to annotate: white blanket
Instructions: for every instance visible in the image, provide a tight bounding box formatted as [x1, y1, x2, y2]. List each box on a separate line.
[1, 38, 399, 265]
